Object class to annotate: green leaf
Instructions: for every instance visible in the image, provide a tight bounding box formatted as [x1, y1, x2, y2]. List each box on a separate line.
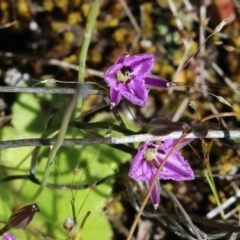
[12, 93, 66, 137]
[0, 93, 132, 239]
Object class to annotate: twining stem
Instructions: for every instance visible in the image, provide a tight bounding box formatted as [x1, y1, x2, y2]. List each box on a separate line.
[32, 0, 100, 199]
[1, 130, 240, 150]
[201, 112, 240, 122]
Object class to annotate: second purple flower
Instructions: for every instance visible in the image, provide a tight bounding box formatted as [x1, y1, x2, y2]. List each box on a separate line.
[129, 140, 194, 209]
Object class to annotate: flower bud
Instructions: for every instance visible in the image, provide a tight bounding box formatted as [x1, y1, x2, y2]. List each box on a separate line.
[8, 203, 39, 230]
[192, 122, 208, 138]
[63, 216, 74, 233]
[0, 203, 39, 236]
[147, 118, 191, 136]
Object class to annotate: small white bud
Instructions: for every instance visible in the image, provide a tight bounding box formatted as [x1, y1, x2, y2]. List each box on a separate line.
[214, 19, 227, 33]
[189, 101, 197, 111]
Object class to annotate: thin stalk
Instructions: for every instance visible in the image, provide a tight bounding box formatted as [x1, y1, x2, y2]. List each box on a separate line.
[205, 172, 225, 219]
[78, 0, 100, 82]
[74, 211, 91, 240]
[1, 130, 240, 150]
[0, 51, 104, 77]
[201, 139, 225, 220]
[32, 94, 78, 199]
[32, 0, 100, 199]
[0, 86, 102, 95]
[204, 142, 225, 220]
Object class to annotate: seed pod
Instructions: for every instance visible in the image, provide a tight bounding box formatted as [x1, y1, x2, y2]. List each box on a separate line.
[147, 118, 191, 136]
[192, 122, 209, 138]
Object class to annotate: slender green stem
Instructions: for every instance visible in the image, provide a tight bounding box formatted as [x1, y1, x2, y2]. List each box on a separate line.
[32, 94, 78, 198]
[75, 211, 91, 240]
[233, 0, 240, 9]
[205, 168, 225, 219]
[203, 141, 225, 220]
[32, 0, 100, 199]
[78, 0, 100, 82]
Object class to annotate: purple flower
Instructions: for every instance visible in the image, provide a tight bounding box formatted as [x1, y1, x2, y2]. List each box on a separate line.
[104, 53, 169, 107]
[129, 140, 194, 209]
[2, 234, 18, 240]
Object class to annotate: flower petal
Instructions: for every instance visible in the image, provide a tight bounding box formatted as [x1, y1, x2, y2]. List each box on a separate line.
[145, 177, 161, 209]
[129, 143, 155, 180]
[2, 234, 18, 240]
[123, 53, 154, 78]
[156, 148, 194, 180]
[110, 88, 122, 107]
[129, 154, 150, 180]
[115, 54, 128, 64]
[104, 63, 122, 88]
[162, 139, 194, 151]
[144, 75, 169, 89]
[119, 76, 148, 106]
[172, 138, 194, 150]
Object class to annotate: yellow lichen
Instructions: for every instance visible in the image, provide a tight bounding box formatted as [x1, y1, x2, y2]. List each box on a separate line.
[43, 0, 54, 11]
[64, 31, 75, 44]
[113, 28, 127, 42]
[68, 12, 82, 25]
[18, 0, 30, 17]
[63, 54, 77, 63]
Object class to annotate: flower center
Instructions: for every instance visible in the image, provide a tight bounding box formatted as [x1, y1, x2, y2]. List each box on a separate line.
[144, 148, 157, 162]
[117, 66, 133, 84]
